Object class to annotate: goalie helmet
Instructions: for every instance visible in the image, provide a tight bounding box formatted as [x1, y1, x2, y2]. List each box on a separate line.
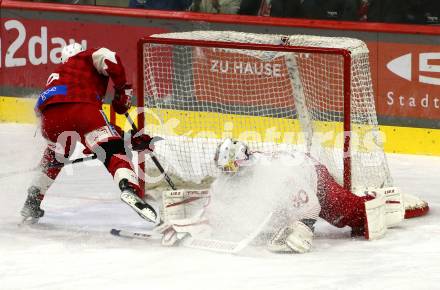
[214, 138, 249, 173]
[61, 43, 84, 63]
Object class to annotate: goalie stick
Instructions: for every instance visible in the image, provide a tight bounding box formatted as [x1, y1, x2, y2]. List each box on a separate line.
[109, 228, 247, 253]
[110, 228, 162, 240]
[110, 212, 273, 254]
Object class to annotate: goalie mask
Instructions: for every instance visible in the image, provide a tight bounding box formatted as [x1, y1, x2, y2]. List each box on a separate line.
[61, 43, 84, 63]
[214, 138, 249, 173]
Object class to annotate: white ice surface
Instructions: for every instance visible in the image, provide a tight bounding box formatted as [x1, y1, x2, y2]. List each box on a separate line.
[0, 123, 439, 290]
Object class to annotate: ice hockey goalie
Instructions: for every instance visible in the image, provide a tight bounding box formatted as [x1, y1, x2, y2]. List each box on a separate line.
[156, 139, 408, 254]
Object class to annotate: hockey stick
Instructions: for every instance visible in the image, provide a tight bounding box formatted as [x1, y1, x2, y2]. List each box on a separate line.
[45, 113, 142, 167]
[51, 154, 98, 168]
[124, 112, 176, 190]
[44, 114, 174, 188]
[110, 227, 252, 254]
[110, 212, 273, 254]
[110, 228, 162, 240]
[182, 212, 273, 254]
[0, 154, 97, 178]
[8, 112, 175, 190]
[110, 228, 244, 253]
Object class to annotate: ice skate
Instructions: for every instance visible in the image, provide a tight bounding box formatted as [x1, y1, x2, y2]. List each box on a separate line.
[20, 186, 45, 224]
[119, 179, 159, 223]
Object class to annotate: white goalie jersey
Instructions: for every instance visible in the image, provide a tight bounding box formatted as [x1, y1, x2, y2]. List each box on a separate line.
[159, 147, 406, 251]
[206, 151, 321, 241]
[159, 150, 322, 252]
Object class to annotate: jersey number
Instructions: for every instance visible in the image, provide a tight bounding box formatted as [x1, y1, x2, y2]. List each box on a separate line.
[292, 190, 309, 208]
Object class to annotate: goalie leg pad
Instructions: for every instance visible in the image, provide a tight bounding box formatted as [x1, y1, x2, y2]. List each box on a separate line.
[364, 193, 387, 240]
[383, 187, 405, 227]
[158, 189, 225, 247]
[355, 187, 405, 228]
[162, 189, 211, 222]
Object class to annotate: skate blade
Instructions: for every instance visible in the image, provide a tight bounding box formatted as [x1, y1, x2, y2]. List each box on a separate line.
[135, 206, 158, 224]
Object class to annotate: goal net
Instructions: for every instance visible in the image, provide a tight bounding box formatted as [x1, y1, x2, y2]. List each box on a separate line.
[136, 31, 392, 194]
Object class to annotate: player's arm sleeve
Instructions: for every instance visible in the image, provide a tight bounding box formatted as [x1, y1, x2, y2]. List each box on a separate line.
[91, 47, 127, 88]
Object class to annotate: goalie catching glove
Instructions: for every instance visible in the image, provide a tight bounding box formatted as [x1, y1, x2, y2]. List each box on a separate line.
[267, 220, 314, 254]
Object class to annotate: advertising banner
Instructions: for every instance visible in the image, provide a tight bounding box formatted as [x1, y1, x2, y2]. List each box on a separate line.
[0, 11, 439, 128]
[193, 48, 294, 108]
[0, 17, 168, 93]
[376, 42, 440, 122]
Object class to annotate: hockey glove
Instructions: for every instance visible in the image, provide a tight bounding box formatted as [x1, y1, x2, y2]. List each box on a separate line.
[285, 220, 314, 253]
[267, 220, 314, 254]
[131, 133, 155, 152]
[112, 84, 133, 114]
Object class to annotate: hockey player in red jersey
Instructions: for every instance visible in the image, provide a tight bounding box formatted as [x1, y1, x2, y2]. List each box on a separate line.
[21, 43, 159, 224]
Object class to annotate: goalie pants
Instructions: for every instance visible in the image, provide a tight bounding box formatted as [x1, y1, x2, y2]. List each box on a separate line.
[315, 164, 370, 229]
[36, 103, 138, 194]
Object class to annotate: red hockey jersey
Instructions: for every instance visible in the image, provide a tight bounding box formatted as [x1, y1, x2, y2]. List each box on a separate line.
[35, 47, 127, 113]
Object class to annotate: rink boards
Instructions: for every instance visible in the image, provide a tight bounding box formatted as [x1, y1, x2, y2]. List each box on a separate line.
[1, 95, 440, 156]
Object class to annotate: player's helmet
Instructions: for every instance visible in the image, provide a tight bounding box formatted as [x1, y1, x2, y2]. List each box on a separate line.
[214, 138, 249, 173]
[61, 43, 84, 63]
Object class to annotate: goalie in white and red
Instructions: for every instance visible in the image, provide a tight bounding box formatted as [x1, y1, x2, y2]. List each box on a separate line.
[157, 138, 426, 254]
[211, 139, 409, 253]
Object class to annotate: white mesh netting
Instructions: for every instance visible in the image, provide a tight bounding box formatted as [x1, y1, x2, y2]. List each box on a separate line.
[139, 31, 392, 190]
